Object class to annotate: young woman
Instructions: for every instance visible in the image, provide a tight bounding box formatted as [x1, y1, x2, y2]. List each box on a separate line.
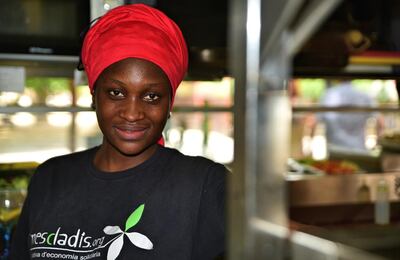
[10, 4, 226, 260]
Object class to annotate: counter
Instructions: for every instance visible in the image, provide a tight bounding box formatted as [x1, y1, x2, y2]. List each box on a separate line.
[288, 172, 400, 259]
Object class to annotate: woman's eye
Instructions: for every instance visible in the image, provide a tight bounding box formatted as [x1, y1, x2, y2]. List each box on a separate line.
[108, 89, 124, 97]
[143, 93, 160, 102]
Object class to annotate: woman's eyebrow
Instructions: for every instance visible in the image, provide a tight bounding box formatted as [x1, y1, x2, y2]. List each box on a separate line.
[106, 79, 168, 91]
[108, 78, 126, 86]
[145, 82, 168, 87]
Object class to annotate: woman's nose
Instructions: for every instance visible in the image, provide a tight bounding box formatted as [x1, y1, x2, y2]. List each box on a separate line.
[119, 98, 145, 122]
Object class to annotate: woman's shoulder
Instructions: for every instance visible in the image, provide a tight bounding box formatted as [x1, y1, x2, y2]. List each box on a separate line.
[43, 147, 95, 164]
[162, 146, 224, 166]
[160, 147, 228, 179]
[35, 147, 97, 175]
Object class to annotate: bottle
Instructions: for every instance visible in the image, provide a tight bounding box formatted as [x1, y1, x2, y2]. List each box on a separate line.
[374, 178, 390, 225]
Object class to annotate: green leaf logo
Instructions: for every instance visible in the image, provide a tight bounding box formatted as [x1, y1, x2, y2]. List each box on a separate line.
[125, 204, 145, 232]
[104, 204, 153, 259]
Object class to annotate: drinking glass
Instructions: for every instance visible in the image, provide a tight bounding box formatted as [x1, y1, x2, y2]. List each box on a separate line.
[0, 189, 26, 259]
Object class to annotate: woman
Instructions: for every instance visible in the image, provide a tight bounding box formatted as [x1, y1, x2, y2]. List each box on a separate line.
[10, 4, 226, 260]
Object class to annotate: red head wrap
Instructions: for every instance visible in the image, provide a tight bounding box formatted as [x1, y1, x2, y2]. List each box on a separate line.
[81, 4, 188, 106]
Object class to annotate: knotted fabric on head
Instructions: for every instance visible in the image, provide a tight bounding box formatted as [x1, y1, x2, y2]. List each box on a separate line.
[81, 4, 188, 106]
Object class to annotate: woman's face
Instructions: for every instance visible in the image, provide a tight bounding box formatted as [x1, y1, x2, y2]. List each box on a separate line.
[94, 58, 171, 158]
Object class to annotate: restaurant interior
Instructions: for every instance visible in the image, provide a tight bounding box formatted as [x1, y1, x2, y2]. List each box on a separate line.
[1, 0, 400, 259]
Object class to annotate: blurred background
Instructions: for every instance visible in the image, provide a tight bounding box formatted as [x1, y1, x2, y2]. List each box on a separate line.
[2, 0, 400, 259]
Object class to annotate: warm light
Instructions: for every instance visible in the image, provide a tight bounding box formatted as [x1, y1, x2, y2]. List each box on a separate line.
[180, 129, 204, 156]
[384, 80, 398, 102]
[17, 95, 33, 107]
[10, 112, 36, 127]
[311, 135, 327, 160]
[191, 80, 233, 106]
[365, 117, 378, 150]
[77, 95, 92, 107]
[311, 123, 327, 160]
[0, 92, 19, 106]
[206, 131, 233, 164]
[365, 134, 377, 150]
[75, 112, 98, 130]
[46, 112, 72, 127]
[167, 128, 182, 146]
[301, 135, 313, 156]
[45, 93, 72, 107]
[0, 149, 70, 164]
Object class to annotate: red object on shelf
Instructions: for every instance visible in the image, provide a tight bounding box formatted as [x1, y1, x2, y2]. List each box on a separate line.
[350, 50, 400, 65]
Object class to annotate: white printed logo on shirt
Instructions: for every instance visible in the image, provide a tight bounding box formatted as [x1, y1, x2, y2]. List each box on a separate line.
[29, 204, 153, 260]
[104, 204, 153, 260]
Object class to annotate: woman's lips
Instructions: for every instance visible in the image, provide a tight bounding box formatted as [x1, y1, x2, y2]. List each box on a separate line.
[114, 125, 148, 140]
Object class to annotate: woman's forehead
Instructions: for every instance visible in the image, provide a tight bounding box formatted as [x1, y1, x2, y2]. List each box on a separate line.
[103, 58, 168, 79]
[95, 58, 172, 93]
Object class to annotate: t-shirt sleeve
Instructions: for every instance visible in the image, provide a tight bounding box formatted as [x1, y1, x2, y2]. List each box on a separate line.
[192, 163, 227, 260]
[9, 186, 31, 259]
[9, 165, 42, 260]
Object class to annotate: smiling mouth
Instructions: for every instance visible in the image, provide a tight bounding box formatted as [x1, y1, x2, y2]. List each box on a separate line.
[114, 125, 148, 140]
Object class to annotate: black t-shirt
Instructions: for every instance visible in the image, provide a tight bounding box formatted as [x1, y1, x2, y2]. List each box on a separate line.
[10, 145, 226, 260]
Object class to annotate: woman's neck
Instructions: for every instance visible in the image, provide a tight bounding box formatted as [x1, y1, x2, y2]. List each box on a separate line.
[93, 143, 158, 172]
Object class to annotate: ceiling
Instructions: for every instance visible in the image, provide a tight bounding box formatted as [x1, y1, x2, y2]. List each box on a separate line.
[148, 0, 400, 79]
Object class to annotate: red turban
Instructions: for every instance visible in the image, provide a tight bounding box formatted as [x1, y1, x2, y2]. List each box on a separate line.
[81, 4, 188, 106]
